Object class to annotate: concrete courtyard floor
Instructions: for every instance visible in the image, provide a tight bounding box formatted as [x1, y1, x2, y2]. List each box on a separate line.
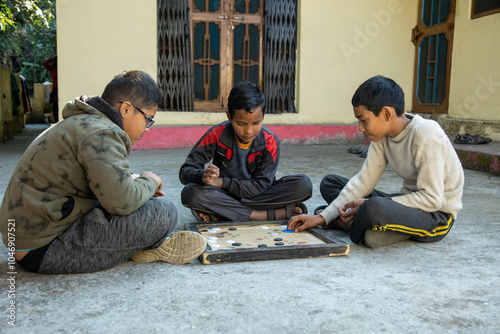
[1, 124, 499, 333]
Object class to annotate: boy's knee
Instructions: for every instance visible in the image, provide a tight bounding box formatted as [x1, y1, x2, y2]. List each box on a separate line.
[320, 174, 345, 203]
[143, 198, 178, 237]
[357, 197, 387, 220]
[146, 198, 178, 223]
[181, 183, 214, 208]
[352, 197, 388, 233]
[296, 174, 313, 195]
[151, 197, 177, 214]
[320, 174, 336, 190]
[181, 183, 199, 206]
[350, 198, 387, 244]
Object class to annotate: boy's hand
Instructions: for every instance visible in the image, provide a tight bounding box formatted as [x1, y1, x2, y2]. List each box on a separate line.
[287, 214, 326, 232]
[202, 164, 222, 188]
[140, 171, 165, 197]
[337, 199, 367, 224]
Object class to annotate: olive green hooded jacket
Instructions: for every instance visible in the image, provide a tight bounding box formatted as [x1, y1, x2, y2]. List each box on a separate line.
[0, 96, 157, 250]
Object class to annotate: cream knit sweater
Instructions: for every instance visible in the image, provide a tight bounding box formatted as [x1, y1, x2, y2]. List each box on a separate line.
[320, 114, 464, 224]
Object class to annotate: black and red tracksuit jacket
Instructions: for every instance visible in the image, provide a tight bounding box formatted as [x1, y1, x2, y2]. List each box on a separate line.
[179, 121, 280, 199]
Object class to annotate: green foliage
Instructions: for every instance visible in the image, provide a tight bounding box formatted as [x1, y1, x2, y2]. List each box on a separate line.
[0, 0, 56, 91]
[0, 4, 15, 31]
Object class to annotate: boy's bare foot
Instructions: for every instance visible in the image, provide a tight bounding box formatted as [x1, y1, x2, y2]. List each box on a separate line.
[329, 217, 352, 231]
[250, 202, 308, 221]
[313, 205, 351, 231]
[313, 205, 332, 229]
[191, 209, 222, 223]
[273, 202, 308, 220]
[198, 211, 222, 222]
[198, 211, 212, 222]
[198, 211, 222, 223]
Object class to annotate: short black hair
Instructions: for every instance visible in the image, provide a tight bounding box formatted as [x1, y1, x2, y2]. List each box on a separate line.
[101, 70, 162, 108]
[351, 75, 405, 116]
[227, 81, 266, 118]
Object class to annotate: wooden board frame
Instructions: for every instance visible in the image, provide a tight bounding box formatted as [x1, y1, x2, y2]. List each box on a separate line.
[186, 220, 350, 265]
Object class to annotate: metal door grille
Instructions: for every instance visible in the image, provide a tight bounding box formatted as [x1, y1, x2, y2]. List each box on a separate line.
[264, 0, 297, 114]
[158, 0, 298, 113]
[157, 0, 194, 111]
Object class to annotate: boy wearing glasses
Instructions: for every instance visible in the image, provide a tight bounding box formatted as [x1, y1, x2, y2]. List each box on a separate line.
[0, 70, 206, 274]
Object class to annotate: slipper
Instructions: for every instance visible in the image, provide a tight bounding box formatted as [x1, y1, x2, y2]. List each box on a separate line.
[191, 209, 217, 223]
[314, 205, 328, 215]
[267, 208, 276, 220]
[347, 146, 363, 154]
[360, 149, 368, 158]
[454, 133, 491, 145]
[285, 202, 308, 219]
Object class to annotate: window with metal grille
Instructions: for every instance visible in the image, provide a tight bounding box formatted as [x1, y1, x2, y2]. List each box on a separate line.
[157, 0, 298, 114]
[157, 0, 194, 111]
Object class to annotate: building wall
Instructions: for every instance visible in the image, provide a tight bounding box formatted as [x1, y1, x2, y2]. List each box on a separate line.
[57, 0, 417, 127]
[295, 0, 417, 125]
[449, 1, 500, 122]
[57, 0, 157, 109]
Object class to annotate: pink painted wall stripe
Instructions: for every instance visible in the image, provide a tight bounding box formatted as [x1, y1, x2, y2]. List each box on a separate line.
[132, 125, 360, 150]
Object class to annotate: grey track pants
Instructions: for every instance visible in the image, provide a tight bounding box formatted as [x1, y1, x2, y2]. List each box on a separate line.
[18, 197, 178, 274]
[181, 174, 313, 221]
[320, 175, 454, 244]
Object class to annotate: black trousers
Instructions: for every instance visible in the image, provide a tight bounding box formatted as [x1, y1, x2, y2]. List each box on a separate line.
[320, 175, 454, 244]
[181, 174, 312, 221]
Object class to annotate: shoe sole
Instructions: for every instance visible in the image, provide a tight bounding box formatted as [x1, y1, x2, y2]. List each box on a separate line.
[131, 231, 207, 265]
[364, 230, 410, 248]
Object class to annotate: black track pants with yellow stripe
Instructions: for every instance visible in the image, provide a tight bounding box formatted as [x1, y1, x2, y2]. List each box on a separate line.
[350, 196, 454, 244]
[320, 174, 455, 244]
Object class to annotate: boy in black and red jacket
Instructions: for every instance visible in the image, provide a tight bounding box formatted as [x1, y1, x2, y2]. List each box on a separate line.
[180, 81, 312, 223]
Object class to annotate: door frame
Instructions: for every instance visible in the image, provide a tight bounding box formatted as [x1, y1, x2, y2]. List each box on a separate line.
[189, 0, 264, 112]
[411, 0, 456, 114]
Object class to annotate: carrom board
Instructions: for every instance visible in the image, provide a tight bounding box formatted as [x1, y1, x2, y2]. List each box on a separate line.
[186, 220, 350, 265]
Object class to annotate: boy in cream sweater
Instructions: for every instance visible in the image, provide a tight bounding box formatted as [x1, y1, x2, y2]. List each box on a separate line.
[288, 75, 464, 247]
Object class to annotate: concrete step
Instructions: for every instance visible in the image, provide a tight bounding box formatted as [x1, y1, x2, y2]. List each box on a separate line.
[453, 141, 500, 175]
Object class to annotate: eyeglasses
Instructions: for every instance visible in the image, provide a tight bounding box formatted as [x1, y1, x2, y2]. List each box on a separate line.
[117, 100, 155, 128]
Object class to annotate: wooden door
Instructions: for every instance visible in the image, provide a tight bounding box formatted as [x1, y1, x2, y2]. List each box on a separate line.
[411, 0, 456, 113]
[189, 0, 264, 112]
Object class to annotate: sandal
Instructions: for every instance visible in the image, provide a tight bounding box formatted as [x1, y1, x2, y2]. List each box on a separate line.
[314, 205, 328, 215]
[266, 208, 276, 220]
[347, 146, 362, 154]
[360, 149, 368, 158]
[267, 202, 308, 220]
[191, 209, 218, 223]
[454, 133, 492, 145]
[285, 202, 308, 219]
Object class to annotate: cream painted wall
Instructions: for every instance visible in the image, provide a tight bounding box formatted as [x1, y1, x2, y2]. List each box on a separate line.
[57, 0, 417, 126]
[449, 1, 500, 122]
[293, 0, 418, 125]
[57, 0, 157, 109]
